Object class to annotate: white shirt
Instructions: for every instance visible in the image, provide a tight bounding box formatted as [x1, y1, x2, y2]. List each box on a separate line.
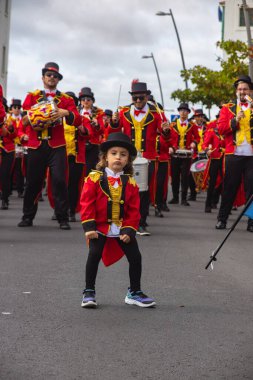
[44, 88, 57, 101]
[130, 103, 149, 121]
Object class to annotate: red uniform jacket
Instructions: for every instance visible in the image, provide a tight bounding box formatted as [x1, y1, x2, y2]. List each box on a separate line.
[202, 120, 225, 159]
[80, 170, 140, 266]
[22, 90, 82, 149]
[109, 103, 164, 160]
[82, 106, 104, 145]
[170, 120, 200, 152]
[0, 115, 17, 153]
[218, 101, 253, 155]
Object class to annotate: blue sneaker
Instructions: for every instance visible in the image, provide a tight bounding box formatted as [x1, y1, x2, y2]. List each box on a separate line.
[125, 289, 156, 308]
[81, 289, 97, 308]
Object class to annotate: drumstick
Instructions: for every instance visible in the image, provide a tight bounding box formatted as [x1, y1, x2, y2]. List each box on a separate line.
[148, 100, 163, 121]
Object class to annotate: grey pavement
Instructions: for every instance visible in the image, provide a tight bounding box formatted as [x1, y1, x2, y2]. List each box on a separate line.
[1, 191, 253, 380]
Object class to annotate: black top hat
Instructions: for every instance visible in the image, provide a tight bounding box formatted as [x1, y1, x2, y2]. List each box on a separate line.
[234, 75, 253, 89]
[194, 108, 204, 116]
[42, 62, 63, 80]
[79, 87, 95, 102]
[10, 99, 22, 108]
[100, 132, 137, 158]
[65, 91, 78, 106]
[177, 102, 191, 113]
[104, 109, 113, 117]
[129, 82, 151, 95]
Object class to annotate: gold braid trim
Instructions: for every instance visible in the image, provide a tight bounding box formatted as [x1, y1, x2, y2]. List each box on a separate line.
[85, 170, 102, 183]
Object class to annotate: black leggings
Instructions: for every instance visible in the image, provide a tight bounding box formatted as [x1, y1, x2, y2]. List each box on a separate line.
[85, 234, 142, 292]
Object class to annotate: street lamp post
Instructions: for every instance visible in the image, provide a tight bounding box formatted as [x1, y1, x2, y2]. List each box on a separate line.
[156, 9, 188, 89]
[142, 52, 164, 108]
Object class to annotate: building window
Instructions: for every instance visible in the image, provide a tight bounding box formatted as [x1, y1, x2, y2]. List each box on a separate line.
[2, 46, 6, 76]
[5, 0, 9, 16]
[239, 7, 253, 26]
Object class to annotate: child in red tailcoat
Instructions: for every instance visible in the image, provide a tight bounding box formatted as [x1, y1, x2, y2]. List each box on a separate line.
[80, 132, 156, 308]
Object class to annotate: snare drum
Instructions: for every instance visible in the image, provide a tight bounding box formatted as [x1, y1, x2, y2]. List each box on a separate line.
[27, 100, 57, 131]
[198, 151, 207, 160]
[173, 149, 192, 158]
[15, 145, 24, 158]
[133, 154, 149, 192]
[190, 159, 208, 192]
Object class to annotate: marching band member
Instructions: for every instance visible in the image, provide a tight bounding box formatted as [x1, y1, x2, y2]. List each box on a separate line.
[17, 62, 82, 229]
[0, 99, 17, 210]
[78, 87, 104, 175]
[111, 81, 170, 235]
[169, 103, 200, 206]
[216, 75, 253, 232]
[202, 117, 224, 213]
[102, 109, 113, 141]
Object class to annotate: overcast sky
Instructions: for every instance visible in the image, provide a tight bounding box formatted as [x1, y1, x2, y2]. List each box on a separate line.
[7, 0, 221, 118]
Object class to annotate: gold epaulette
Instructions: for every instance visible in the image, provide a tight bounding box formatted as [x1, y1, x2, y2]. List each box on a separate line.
[223, 102, 235, 108]
[61, 92, 72, 99]
[29, 89, 41, 96]
[127, 175, 138, 187]
[85, 170, 102, 183]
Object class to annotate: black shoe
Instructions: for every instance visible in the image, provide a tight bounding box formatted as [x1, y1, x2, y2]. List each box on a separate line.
[18, 218, 33, 227]
[59, 221, 71, 230]
[205, 206, 212, 213]
[181, 200, 190, 206]
[215, 221, 226, 230]
[18, 192, 24, 198]
[155, 208, 164, 218]
[247, 224, 253, 232]
[1, 201, 9, 210]
[188, 195, 196, 201]
[211, 203, 217, 209]
[168, 198, 179, 204]
[39, 194, 44, 202]
[161, 203, 170, 212]
[137, 226, 151, 236]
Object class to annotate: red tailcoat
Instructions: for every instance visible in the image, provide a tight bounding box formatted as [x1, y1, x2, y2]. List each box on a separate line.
[202, 120, 224, 159]
[80, 170, 140, 266]
[82, 106, 104, 145]
[0, 115, 17, 153]
[22, 90, 82, 149]
[218, 101, 253, 155]
[170, 121, 200, 151]
[109, 103, 164, 160]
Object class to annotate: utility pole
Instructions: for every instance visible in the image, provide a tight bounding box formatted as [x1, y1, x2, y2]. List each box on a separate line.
[242, 0, 253, 79]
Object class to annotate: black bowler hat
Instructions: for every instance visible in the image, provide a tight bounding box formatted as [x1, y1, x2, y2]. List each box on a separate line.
[104, 109, 113, 117]
[177, 102, 191, 113]
[234, 75, 253, 89]
[100, 132, 137, 158]
[10, 99, 22, 108]
[194, 108, 204, 116]
[79, 87, 95, 102]
[65, 91, 78, 106]
[42, 62, 63, 80]
[129, 82, 151, 95]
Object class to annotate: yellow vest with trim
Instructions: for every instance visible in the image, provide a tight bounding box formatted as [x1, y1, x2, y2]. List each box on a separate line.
[132, 113, 148, 152]
[177, 119, 187, 149]
[236, 105, 251, 146]
[64, 120, 76, 156]
[108, 182, 122, 226]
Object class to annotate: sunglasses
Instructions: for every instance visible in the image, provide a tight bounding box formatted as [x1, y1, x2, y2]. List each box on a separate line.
[132, 95, 146, 101]
[81, 97, 92, 101]
[12, 105, 21, 109]
[45, 72, 59, 79]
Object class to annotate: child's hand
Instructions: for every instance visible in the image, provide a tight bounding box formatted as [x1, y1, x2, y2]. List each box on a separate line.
[85, 231, 98, 239]
[120, 234, 130, 244]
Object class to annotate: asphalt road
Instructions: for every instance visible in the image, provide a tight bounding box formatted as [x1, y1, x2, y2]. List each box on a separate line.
[1, 191, 253, 380]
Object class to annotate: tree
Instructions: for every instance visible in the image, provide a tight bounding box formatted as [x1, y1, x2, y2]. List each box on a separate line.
[171, 40, 249, 112]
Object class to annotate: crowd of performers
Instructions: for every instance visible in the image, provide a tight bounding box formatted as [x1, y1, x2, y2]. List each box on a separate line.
[1, 64, 253, 236]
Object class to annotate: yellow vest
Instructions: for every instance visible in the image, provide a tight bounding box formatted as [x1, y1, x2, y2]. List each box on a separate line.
[197, 127, 204, 152]
[132, 113, 148, 152]
[236, 105, 251, 146]
[108, 182, 122, 226]
[64, 120, 76, 156]
[177, 119, 187, 149]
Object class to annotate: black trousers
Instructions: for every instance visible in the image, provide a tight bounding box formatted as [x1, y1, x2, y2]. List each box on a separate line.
[170, 157, 192, 201]
[205, 158, 223, 208]
[0, 149, 15, 202]
[13, 157, 25, 194]
[155, 161, 169, 209]
[139, 160, 155, 227]
[85, 144, 99, 175]
[22, 142, 69, 222]
[218, 155, 253, 223]
[68, 155, 84, 214]
[85, 234, 142, 292]
[189, 157, 197, 197]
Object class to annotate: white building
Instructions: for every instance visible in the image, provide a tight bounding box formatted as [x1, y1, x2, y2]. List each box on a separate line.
[219, 0, 253, 42]
[0, 0, 11, 96]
